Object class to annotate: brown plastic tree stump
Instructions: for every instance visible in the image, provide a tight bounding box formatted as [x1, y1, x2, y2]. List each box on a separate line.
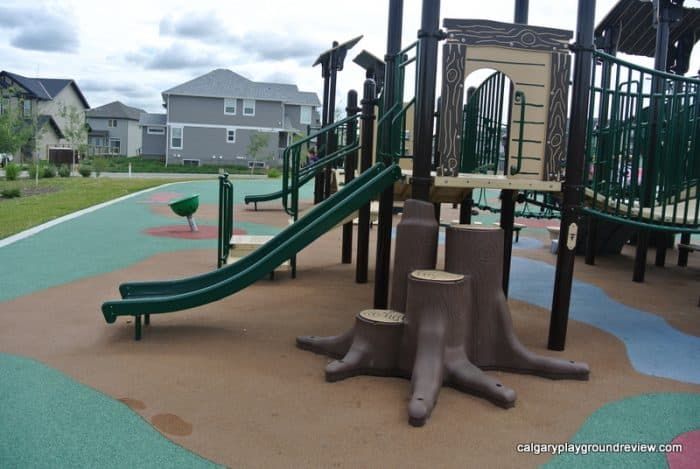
[323, 270, 516, 427]
[325, 309, 405, 382]
[445, 224, 590, 380]
[296, 199, 438, 357]
[400, 270, 516, 426]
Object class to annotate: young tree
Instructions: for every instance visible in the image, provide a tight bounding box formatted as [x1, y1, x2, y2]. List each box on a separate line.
[0, 86, 35, 161]
[58, 103, 88, 166]
[246, 131, 270, 174]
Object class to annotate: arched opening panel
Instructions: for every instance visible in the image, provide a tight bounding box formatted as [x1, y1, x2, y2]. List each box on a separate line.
[437, 19, 572, 183]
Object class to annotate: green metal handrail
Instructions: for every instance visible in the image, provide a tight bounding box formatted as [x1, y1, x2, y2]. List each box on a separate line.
[217, 173, 234, 268]
[376, 41, 419, 165]
[279, 114, 361, 218]
[510, 91, 527, 176]
[585, 50, 700, 232]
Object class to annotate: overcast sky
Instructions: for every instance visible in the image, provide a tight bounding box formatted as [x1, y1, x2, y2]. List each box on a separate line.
[1, 0, 698, 114]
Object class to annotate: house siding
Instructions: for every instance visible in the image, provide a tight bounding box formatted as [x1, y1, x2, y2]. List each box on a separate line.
[34, 85, 88, 160]
[141, 127, 166, 158]
[87, 117, 137, 156]
[168, 95, 285, 129]
[166, 125, 279, 166]
[126, 120, 141, 156]
[37, 85, 87, 137]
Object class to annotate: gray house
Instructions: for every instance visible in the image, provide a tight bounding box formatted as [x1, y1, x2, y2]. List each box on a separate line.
[139, 113, 166, 160]
[86, 101, 145, 156]
[161, 69, 321, 167]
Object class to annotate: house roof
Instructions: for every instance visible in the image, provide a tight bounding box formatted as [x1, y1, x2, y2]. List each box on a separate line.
[162, 69, 321, 107]
[139, 113, 167, 126]
[0, 71, 90, 108]
[86, 101, 145, 121]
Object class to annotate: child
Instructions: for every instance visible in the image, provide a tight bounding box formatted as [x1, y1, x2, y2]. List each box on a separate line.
[307, 148, 319, 166]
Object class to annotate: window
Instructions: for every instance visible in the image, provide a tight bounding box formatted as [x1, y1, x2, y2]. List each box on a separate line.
[22, 100, 32, 118]
[248, 161, 266, 169]
[170, 126, 183, 149]
[0, 98, 7, 115]
[147, 126, 165, 135]
[243, 99, 255, 116]
[300, 106, 312, 125]
[224, 98, 236, 115]
[108, 119, 118, 128]
[183, 159, 200, 167]
[109, 138, 121, 155]
[226, 128, 236, 143]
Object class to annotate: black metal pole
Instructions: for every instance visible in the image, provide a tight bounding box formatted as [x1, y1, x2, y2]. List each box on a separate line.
[315, 71, 331, 204]
[411, 0, 441, 202]
[500, 0, 529, 296]
[634, 0, 673, 282]
[356, 78, 377, 283]
[514, 0, 529, 23]
[342, 90, 359, 264]
[324, 63, 339, 200]
[373, 0, 404, 309]
[548, 0, 596, 351]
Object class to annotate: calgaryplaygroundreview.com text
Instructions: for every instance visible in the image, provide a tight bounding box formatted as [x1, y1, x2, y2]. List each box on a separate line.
[516, 442, 684, 456]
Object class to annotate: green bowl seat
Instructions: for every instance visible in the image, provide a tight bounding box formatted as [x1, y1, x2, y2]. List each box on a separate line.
[168, 194, 200, 217]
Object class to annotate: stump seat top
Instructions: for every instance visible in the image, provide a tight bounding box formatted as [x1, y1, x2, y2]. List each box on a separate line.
[410, 270, 464, 282]
[449, 224, 500, 231]
[358, 309, 405, 324]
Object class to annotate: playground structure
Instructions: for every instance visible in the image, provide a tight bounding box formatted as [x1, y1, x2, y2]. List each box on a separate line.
[99, 0, 698, 426]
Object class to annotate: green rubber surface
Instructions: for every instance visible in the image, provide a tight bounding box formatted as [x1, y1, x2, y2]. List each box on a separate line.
[0, 178, 310, 304]
[0, 353, 222, 468]
[543, 393, 700, 468]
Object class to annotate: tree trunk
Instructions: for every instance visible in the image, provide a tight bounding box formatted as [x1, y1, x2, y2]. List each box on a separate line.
[445, 224, 590, 379]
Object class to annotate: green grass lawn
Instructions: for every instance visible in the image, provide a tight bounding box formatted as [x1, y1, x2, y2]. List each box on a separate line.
[0, 177, 184, 239]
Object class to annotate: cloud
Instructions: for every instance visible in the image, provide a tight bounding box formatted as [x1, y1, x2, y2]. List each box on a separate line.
[238, 32, 318, 62]
[261, 71, 296, 84]
[159, 12, 226, 42]
[125, 43, 215, 70]
[159, 12, 319, 63]
[0, 5, 79, 53]
[80, 79, 155, 100]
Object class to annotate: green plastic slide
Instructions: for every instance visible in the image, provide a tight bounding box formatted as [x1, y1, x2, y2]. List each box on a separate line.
[102, 162, 401, 322]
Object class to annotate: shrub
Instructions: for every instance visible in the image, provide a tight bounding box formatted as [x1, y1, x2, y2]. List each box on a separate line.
[43, 164, 57, 178]
[78, 166, 92, 178]
[93, 157, 107, 177]
[58, 164, 71, 177]
[267, 167, 281, 178]
[1, 188, 21, 198]
[27, 164, 42, 179]
[4, 162, 21, 180]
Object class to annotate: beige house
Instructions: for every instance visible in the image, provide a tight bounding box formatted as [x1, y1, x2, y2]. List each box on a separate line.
[0, 71, 90, 161]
